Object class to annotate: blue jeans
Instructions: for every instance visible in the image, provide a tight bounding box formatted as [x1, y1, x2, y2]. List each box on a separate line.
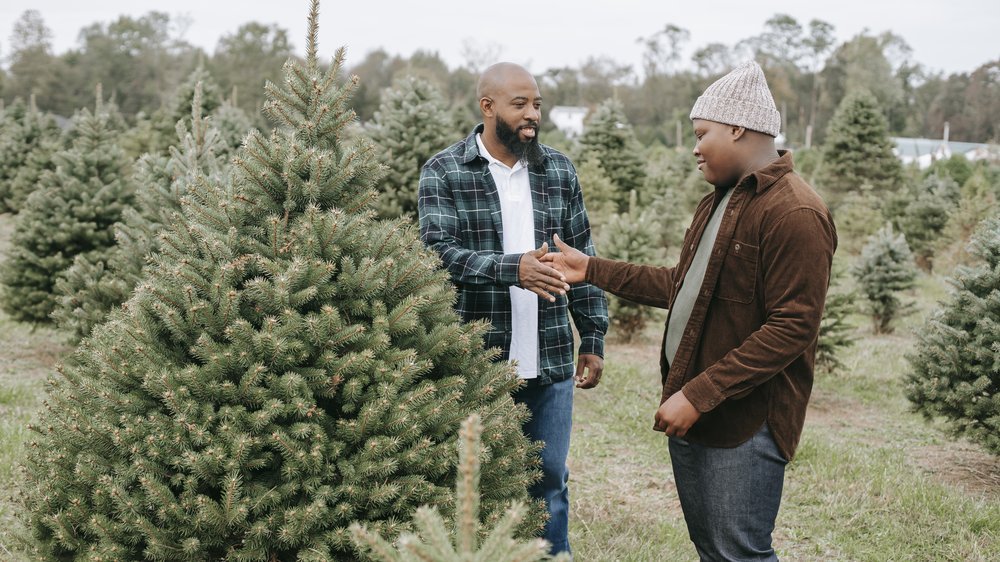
[669, 423, 788, 561]
[512, 376, 574, 555]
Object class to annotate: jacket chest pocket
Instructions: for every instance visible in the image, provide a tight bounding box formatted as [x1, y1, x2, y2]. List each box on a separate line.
[715, 238, 758, 304]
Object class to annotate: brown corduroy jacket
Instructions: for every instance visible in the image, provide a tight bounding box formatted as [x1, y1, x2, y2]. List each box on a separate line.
[586, 151, 836, 460]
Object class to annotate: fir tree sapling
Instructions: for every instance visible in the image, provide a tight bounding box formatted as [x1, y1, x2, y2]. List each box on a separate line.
[906, 216, 1000, 454]
[893, 173, 959, 271]
[21, 4, 541, 560]
[0, 86, 133, 324]
[351, 414, 570, 562]
[852, 223, 918, 334]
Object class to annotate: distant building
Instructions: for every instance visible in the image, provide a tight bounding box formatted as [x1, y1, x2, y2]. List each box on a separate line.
[892, 123, 997, 169]
[548, 105, 589, 138]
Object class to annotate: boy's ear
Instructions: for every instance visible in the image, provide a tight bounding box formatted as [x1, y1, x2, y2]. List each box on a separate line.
[730, 125, 747, 141]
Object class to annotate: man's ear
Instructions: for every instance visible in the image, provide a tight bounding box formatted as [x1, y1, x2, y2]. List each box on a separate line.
[479, 97, 494, 117]
[730, 125, 747, 141]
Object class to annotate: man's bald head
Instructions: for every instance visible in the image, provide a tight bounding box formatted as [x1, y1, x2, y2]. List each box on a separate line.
[475, 62, 544, 168]
[477, 62, 537, 100]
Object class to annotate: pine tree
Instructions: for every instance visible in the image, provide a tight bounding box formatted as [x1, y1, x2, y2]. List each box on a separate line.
[21, 5, 541, 560]
[599, 191, 665, 342]
[925, 154, 974, 188]
[852, 223, 918, 334]
[816, 260, 857, 372]
[52, 83, 230, 342]
[829, 187, 883, 255]
[935, 167, 999, 270]
[893, 173, 960, 270]
[575, 153, 619, 231]
[119, 65, 219, 159]
[0, 87, 133, 324]
[0, 96, 63, 213]
[818, 90, 903, 207]
[368, 76, 457, 219]
[212, 98, 255, 156]
[579, 98, 646, 211]
[640, 145, 697, 254]
[351, 414, 569, 562]
[906, 216, 1000, 454]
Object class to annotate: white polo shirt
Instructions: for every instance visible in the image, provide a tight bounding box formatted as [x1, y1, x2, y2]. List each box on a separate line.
[476, 134, 539, 379]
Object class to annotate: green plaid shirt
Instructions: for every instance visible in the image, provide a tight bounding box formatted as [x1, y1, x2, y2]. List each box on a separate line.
[418, 125, 608, 384]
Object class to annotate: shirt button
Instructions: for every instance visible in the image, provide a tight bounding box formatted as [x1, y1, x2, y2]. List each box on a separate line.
[690, 243, 695, 250]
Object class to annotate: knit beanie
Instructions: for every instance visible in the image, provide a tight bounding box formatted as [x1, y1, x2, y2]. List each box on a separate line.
[689, 60, 781, 137]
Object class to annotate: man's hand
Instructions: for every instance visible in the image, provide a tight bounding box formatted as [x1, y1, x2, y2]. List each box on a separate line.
[652, 390, 701, 438]
[538, 234, 589, 284]
[519, 242, 569, 302]
[575, 354, 604, 389]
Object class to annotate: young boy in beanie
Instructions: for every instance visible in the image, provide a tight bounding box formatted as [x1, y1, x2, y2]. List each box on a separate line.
[542, 61, 836, 560]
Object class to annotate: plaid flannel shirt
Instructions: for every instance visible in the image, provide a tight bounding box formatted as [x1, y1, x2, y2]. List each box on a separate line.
[418, 125, 608, 384]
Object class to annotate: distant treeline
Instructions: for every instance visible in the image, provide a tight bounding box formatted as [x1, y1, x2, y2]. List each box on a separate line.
[1, 10, 997, 145]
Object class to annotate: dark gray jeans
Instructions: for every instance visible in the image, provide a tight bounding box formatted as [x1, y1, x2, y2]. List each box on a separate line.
[669, 423, 788, 561]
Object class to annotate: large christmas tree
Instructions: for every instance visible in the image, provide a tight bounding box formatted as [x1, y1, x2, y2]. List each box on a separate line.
[818, 90, 903, 207]
[0, 87, 133, 324]
[21, 5, 540, 560]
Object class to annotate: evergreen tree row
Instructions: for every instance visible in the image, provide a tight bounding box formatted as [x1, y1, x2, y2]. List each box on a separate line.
[0, 86, 134, 324]
[52, 82, 233, 341]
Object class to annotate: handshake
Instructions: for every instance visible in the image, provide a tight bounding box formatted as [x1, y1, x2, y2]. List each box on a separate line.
[517, 234, 590, 302]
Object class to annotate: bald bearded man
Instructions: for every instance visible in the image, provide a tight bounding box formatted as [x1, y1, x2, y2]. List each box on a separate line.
[417, 62, 608, 555]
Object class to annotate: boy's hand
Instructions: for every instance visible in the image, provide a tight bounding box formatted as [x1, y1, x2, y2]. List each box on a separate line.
[539, 234, 589, 284]
[652, 391, 701, 438]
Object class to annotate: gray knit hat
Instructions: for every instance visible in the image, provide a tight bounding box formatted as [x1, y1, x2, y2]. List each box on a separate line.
[689, 60, 781, 137]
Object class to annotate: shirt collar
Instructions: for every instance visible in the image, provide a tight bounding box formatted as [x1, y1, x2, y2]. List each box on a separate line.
[743, 150, 794, 194]
[461, 123, 487, 164]
[476, 133, 525, 173]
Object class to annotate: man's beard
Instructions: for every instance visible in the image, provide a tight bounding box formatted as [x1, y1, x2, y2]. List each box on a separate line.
[495, 116, 545, 169]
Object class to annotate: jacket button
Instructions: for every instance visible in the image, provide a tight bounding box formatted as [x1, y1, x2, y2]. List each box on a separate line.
[735, 243, 741, 251]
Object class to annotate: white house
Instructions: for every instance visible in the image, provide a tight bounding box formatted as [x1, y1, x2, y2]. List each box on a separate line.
[548, 105, 589, 139]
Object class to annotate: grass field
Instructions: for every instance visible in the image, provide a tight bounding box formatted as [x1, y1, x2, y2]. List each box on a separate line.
[0, 211, 997, 561]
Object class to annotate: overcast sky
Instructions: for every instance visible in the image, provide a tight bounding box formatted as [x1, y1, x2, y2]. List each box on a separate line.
[1, 1, 998, 77]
